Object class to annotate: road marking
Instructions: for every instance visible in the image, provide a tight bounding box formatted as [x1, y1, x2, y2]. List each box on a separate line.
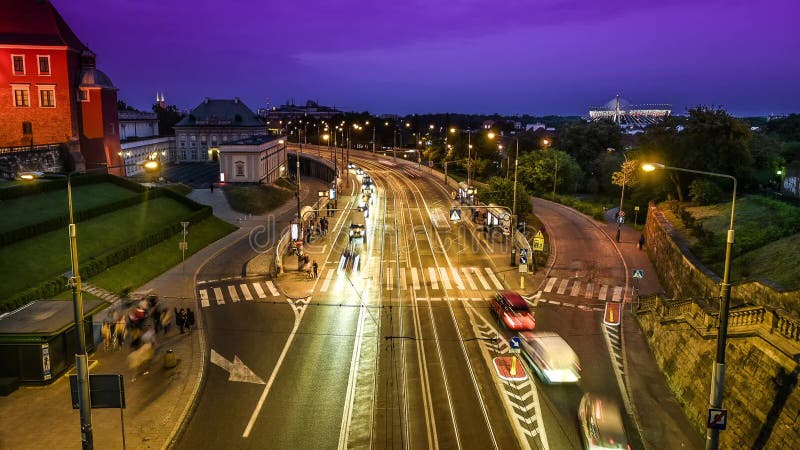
[438, 267, 453, 290]
[228, 285, 240, 302]
[485, 267, 503, 290]
[473, 267, 490, 290]
[265, 280, 280, 297]
[400, 268, 407, 290]
[612, 286, 623, 302]
[411, 267, 421, 290]
[584, 283, 594, 299]
[451, 267, 465, 290]
[241, 284, 254, 301]
[544, 277, 557, 293]
[598, 285, 609, 301]
[428, 267, 439, 290]
[213, 287, 224, 305]
[199, 289, 210, 308]
[550, 301, 561, 306]
[461, 267, 478, 290]
[387, 267, 394, 291]
[252, 282, 266, 298]
[557, 279, 569, 294]
[570, 281, 581, 297]
[320, 269, 335, 292]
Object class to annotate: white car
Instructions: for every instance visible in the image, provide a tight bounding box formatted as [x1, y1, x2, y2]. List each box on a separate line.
[519, 331, 581, 384]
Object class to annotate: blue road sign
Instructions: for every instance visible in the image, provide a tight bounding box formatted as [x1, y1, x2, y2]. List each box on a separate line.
[509, 337, 522, 354]
[707, 408, 727, 430]
[632, 269, 645, 279]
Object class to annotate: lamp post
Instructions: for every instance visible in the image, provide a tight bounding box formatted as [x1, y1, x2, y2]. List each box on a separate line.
[542, 138, 557, 199]
[609, 148, 629, 242]
[642, 162, 737, 450]
[488, 131, 520, 266]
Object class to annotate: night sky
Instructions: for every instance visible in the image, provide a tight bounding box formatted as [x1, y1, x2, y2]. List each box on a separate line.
[54, 0, 799, 116]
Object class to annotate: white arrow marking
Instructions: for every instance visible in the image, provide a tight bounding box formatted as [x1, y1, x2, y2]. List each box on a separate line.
[209, 349, 265, 385]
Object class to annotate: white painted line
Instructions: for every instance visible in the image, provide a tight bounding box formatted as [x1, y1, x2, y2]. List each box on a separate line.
[570, 281, 581, 297]
[430, 297, 442, 302]
[550, 301, 561, 306]
[557, 279, 569, 294]
[544, 277, 558, 293]
[584, 283, 594, 299]
[598, 285, 609, 301]
[252, 282, 266, 298]
[228, 285, 240, 302]
[473, 267, 490, 290]
[428, 267, 439, 290]
[411, 267, 421, 290]
[241, 284, 254, 301]
[461, 267, 478, 290]
[451, 267, 465, 290]
[386, 267, 394, 291]
[438, 267, 453, 290]
[612, 286, 623, 302]
[471, 297, 481, 302]
[265, 280, 280, 297]
[199, 289, 210, 308]
[320, 269, 334, 292]
[213, 287, 224, 305]
[485, 267, 503, 290]
[400, 268, 407, 290]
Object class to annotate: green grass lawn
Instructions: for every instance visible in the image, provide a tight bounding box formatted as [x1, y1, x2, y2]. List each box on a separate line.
[0, 182, 138, 233]
[0, 197, 195, 300]
[223, 184, 293, 214]
[87, 216, 236, 294]
[726, 234, 800, 289]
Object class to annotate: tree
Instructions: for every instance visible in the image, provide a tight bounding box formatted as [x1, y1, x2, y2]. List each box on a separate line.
[481, 176, 530, 213]
[557, 119, 622, 181]
[153, 103, 184, 136]
[517, 149, 582, 195]
[611, 159, 640, 199]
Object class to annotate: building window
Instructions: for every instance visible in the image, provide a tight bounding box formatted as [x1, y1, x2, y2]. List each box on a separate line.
[37, 55, 50, 75]
[12, 86, 30, 107]
[12, 55, 25, 75]
[211, 135, 217, 145]
[200, 135, 207, 146]
[39, 87, 55, 108]
[78, 89, 89, 102]
[181, 149, 187, 160]
[190, 149, 197, 160]
[222, 135, 228, 143]
[235, 161, 245, 177]
[22, 122, 32, 135]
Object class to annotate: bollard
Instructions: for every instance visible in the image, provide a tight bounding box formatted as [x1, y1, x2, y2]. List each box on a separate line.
[164, 349, 177, 368]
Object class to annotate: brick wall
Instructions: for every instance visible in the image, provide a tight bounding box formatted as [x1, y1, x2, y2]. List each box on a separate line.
[0, 145, 65, 179]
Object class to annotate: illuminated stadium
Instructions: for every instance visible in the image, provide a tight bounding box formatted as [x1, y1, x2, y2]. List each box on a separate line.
[589, 95, 671, 130]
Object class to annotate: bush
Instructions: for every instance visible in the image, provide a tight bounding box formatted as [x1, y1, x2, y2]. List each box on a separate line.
[689, 179, 724, 205]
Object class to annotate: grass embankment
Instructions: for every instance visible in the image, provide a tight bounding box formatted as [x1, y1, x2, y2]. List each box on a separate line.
[661, 195, 800, 289]
[223, 184, 293, 214]
[0, 197, 194, 300]
[0, 182, 137, 233]
[87, 216, 236, 294]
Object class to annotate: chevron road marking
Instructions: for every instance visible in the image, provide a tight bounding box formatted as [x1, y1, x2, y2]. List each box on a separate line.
[199, 289, 210, 308]
[213, 287, 224, 305]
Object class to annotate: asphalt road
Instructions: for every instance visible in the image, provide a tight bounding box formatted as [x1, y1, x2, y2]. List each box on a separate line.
[177, 146, 647, 449]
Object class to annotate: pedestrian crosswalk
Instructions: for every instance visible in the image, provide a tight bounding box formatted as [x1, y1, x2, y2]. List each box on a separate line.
[313, 266, 507, 294]
[542, 276, 626, 302]
[197, 279, 282, 308]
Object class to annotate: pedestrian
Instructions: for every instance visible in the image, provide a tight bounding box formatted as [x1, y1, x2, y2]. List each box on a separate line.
[114, 315, 127, 349]
[186, 308, 196, 332]
[312, 260, 319, 279]
[210, 183, 214, 193]
[638, 234, 645, 250]
[176, 307, 186, 334]
[160, 307, 173, 335]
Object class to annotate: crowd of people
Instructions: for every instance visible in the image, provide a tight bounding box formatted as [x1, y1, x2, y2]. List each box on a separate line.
[100, 292, 195, 375]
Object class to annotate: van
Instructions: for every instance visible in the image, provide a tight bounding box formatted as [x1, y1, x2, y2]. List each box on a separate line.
[349, 210, 367, 242]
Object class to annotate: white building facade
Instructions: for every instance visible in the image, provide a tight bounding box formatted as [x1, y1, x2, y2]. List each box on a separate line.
[219, 135, 286, 184]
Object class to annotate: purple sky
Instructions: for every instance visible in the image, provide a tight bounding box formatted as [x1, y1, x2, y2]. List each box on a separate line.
[54, 0, 799, 116]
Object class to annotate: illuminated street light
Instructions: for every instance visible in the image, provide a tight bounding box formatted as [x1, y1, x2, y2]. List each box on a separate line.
[641, 162, 737, 450]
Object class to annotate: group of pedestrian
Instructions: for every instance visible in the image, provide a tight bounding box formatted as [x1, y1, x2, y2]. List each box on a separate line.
[318, 217, 329, 235]
[174, 307, 195, 334]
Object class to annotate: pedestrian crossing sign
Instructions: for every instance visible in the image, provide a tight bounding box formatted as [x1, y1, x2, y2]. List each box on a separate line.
[450, 208, 462, 222]
[632, 269, 644, 279]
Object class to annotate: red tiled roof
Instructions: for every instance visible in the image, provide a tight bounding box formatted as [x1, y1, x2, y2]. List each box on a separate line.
[0, 0, 90, 51]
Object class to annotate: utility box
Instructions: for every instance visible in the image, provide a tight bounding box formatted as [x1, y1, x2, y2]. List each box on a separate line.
[0, 299, 106, 385]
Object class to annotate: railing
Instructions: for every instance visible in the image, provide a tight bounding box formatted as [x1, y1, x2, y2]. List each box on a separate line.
[774, 314, 800, 341]
[0, 143, 63, 155]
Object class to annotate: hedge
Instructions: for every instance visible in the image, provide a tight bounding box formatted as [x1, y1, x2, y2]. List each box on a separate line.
[0, 205, 212, 313]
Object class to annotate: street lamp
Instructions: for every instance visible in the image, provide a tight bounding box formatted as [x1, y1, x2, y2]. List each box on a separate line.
[642, 162, 737, 450]
[542, 138, 557, 200]
[450, 127, 476, 186]
[488, 131, 520, 266]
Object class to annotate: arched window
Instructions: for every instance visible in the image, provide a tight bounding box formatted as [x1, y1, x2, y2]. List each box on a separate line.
[235, 161, 245, 177]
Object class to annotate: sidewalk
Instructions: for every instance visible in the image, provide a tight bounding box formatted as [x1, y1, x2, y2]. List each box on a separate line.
[0, 179, 326, 450]
[600, 207, 704, 450]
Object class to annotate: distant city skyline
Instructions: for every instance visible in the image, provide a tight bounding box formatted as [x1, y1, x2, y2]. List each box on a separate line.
[54, 0, 799, 117]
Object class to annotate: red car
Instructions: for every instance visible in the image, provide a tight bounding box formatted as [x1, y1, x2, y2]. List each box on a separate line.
[490, 290, 535, 331]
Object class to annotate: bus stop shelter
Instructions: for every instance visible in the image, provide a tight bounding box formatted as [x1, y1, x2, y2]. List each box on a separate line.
[0, 299, 107, 388]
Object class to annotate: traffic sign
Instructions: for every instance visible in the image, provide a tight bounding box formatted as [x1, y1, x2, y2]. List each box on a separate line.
[707, 408, 727, 430]
[632, 269, 645, 279]
[603, 302, 622, 326]
[179, 242, 188, 251]
[532, 230, 545, 251]
[520, 248, 528, 257]
[634, 206, 640, 211]
[509, 337, 522, 354]
[450, 208, 462, 222]
[618, 217, 625, 224]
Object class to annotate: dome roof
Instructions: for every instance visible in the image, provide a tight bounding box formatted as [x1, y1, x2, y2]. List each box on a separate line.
[79, 68, 115, 89]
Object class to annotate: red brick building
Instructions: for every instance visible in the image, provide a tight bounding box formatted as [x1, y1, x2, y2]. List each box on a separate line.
[0, 0, 123, 175]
